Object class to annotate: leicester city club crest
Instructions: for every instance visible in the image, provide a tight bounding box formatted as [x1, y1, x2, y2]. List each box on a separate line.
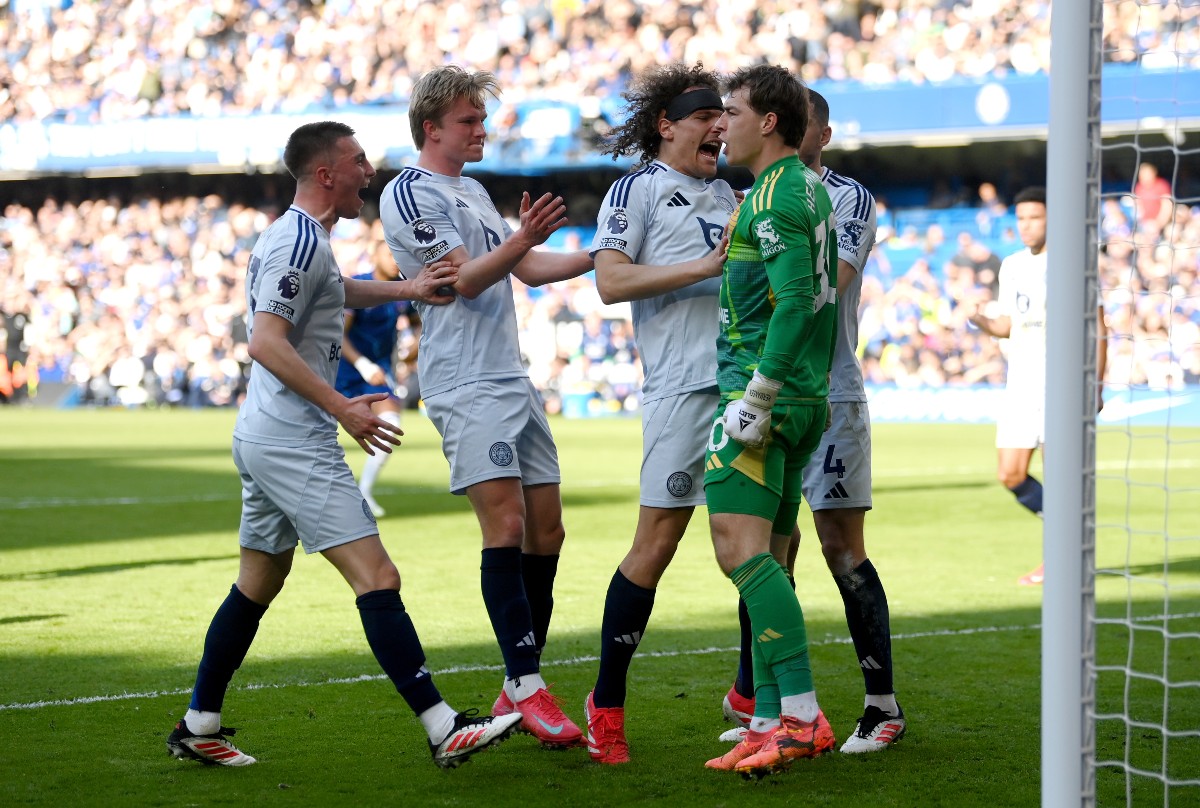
[489, 441, 514, 467]
[666, 471, 693, 498]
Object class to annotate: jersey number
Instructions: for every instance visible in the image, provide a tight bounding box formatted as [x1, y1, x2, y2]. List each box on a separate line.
[823, 444, 846, 478]
[247, 254, 262, 314]
[813, 215, 835, 311]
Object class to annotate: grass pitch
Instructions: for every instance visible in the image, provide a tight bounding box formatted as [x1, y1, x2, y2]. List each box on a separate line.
[0, 409, 1196, 806]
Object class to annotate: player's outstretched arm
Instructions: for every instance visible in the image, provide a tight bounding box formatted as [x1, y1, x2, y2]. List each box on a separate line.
[248, 311, 402, 455]
[595, 237, 727, 304]
[453, 191, 576, 298]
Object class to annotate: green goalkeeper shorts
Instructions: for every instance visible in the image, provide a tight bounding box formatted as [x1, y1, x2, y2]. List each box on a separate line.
[703, 398, 829, 529]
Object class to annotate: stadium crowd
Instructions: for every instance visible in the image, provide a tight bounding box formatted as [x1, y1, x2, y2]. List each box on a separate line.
[3, 0, 1199, 126]
[1, 182, 1196, 408]
[1, 0, 1197, 406]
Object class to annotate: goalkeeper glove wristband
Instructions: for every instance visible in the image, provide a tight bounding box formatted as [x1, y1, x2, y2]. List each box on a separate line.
[721, 371, 782, 448]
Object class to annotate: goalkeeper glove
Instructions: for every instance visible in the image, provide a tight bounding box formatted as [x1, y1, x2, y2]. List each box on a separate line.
[721, 371, 782, 448]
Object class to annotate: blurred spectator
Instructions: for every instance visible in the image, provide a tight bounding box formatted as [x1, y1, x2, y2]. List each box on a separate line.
[1131, 162, 1175, 238]
[1, 183, 1196, 409]
[2, 0, 1197, 126]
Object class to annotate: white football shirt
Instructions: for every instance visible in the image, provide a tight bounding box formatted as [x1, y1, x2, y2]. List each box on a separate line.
[590, 160, 736, 402]
[235, 206, 347, 446]
[820, 166, 878, 404]
[997, 247, 1048, 393]
[379, 166, 525, 398]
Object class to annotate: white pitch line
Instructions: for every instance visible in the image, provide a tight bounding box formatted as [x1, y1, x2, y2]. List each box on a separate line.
[6, 613, 1198, 712]
[9, 612, 1200, 710]
[0, 622, 1046, 713]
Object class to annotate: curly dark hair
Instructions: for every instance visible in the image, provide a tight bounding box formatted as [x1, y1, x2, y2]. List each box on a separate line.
[602, 63, 722, 166]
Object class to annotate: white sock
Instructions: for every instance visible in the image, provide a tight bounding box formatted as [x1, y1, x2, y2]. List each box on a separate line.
[749, 716, 780, 734]
[419, 700, 459, 745]
[780, 691, 819, 723]
[184, 708, 221, 735]
[360, 412, 399, 496]
[865, 693, 900, 716]
[509, 672, 548, 703]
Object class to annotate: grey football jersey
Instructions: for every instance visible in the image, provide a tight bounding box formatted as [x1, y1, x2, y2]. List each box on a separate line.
[590, 161, 736, 402]
[235, 206, 347, 446]
[821, 166, 877, 403]
[380, 167, 525, 398]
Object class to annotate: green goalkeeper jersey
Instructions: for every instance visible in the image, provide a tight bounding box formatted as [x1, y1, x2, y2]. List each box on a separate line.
[716, 155, 838, 402]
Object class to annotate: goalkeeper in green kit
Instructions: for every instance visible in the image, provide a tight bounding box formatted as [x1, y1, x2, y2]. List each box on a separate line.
[701, 64, 839, 778]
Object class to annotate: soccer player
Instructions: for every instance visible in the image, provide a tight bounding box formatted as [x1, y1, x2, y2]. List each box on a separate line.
[582, 63, 735, 765]
[336, 240, 418, 518]
[701, 65, 840, 777]
[166, 121, 522, 770]
[969, 186, 1108, 585]
[722, 89, 906, 753]
[379, 65, 593, 748]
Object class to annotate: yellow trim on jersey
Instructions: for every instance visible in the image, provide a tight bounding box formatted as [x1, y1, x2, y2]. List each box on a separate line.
[749, 166, 785, 214]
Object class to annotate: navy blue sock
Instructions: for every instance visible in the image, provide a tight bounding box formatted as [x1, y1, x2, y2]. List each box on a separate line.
[833, 559, 894, 696]
[734, 597, 755, 698]
[593, 569, 656, 708]
[481, 547, 539, 679]
[356, 589, 442, 715]
[190, 584, 268, 712]
[520, 552, 559, 658]
[1009, 475, 1044, 516]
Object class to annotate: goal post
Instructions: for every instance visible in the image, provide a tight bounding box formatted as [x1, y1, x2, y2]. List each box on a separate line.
[1044, 0, 1102, 806]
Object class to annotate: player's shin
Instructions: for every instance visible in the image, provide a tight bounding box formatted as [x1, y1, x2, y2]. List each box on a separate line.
[356, 589, 443, 714]
[190, 583, 269, 722]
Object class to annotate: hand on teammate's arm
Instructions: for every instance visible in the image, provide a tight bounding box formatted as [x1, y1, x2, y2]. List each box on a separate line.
[404, 260, 459, 305]
[594, 236, 727, 304]
[343, 261, 458, 308]
[248, 311, 402, 456]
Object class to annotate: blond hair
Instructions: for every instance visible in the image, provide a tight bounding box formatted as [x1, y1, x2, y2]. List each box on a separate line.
[409, 65, 501, 150]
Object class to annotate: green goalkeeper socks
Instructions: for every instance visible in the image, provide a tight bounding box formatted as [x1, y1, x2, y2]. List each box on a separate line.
[730, 553, 814, 698]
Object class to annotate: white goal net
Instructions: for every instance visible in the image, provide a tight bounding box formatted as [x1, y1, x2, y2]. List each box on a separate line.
[1047, 1, 1200, 806]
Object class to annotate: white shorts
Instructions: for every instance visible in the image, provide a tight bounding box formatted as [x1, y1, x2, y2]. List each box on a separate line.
[996, 387, 1044, 449]
[640, 389, 719, 508]
[801, 400, 873, 511]
[233, 438, 379, 555]
[425, 378, 561, 495]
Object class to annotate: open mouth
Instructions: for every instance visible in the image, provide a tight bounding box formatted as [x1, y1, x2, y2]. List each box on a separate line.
[699, 141, 721, 159]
